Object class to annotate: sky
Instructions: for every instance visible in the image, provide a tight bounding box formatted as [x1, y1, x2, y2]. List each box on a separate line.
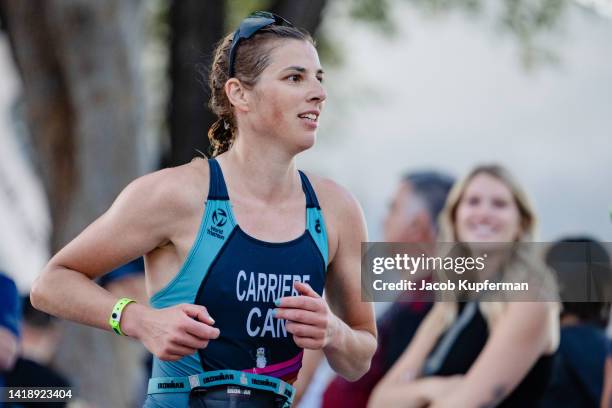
[298, 0, 612, 242]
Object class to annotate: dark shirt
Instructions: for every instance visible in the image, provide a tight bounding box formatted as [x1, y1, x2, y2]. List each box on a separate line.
[539, 324, 606, 408]
[424, 302, 554, 408]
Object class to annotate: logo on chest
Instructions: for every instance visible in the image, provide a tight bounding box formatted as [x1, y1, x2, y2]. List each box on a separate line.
[207, 208, 227, 239]
[212, 208, 227, 227]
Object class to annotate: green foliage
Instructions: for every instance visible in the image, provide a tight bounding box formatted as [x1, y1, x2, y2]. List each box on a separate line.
[145, 0, 170, 45]
[500, 0, 568, 68]
[316, 33, 346, 67]
[409, 0, 483, 17]
[348, 0, 397, 34]
[341, 0, 568, 70]
[227, 0, 273, 29]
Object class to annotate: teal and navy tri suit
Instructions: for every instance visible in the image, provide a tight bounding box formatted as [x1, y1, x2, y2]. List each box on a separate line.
[145, 159, 328, 407]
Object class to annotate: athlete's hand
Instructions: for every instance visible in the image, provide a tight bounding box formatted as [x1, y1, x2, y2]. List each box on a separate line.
[273, 281, 338, 350]
[122, 303, 220, 361]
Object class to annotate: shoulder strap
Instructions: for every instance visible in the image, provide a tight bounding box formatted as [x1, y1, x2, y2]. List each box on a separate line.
[207, 159, 229, 201]
[422, 301, 479, 376]
[298, 170, 320, 209]
[298, 170, 328, 267]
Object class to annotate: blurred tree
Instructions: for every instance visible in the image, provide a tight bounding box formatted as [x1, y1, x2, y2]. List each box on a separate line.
[269, 0, 328, 34]
[347, 0, 569, 68]
[0, 0, 148, 250]
[0, 0, 148, 406]
[167, 0, 224, 165]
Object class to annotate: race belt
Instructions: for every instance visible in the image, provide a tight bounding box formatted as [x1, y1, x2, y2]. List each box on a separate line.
[148, 369, 295, 407]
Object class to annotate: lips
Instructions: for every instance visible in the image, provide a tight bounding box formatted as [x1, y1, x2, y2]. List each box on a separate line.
[465, 223, 502, 240]
[297, 110, 319, 122]
[472, 224, 496, 235]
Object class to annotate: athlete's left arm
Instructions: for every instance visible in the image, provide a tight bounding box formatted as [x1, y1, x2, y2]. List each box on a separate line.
[275, 180, 377, 381]
[321, 185, 377, 381]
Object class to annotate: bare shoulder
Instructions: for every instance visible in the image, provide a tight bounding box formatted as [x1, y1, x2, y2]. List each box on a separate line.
[114, 158, 210, 216]
[495, 302, 558, 345]
[301, 171, 367, 262]
[100, 159, 211, 250]
[301, 172, 364, 224]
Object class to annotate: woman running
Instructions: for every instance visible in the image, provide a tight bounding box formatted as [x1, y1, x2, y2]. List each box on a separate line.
[31, 12, 376, 407]
[369, 164, 559, 408]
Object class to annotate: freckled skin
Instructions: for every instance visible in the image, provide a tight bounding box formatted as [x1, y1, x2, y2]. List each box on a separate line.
[269, 92, 284, 125]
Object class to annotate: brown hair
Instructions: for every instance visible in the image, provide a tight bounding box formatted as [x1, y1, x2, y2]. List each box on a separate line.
[207, 24, 314, 157]
[438, 164, 537, 242]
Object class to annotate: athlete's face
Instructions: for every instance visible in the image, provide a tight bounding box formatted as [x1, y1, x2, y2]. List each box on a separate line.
[247, 39, 326, 152]
[455, 173, 522, 243]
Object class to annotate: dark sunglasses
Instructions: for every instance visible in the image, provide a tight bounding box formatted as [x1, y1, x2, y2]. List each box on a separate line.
[228, 11, 294, 77]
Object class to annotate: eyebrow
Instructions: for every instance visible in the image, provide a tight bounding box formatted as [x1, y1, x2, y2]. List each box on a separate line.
[282, 66, 325, 75]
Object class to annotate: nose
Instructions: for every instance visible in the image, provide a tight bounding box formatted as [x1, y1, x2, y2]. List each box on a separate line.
[308, 79, 327, 104]
[474, 203, 496, 222]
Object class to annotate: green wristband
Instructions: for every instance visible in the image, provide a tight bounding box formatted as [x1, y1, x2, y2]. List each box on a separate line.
[109, 297, 135, 336]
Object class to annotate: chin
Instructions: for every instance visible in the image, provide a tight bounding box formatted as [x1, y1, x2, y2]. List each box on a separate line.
[293, 133, 316, 153]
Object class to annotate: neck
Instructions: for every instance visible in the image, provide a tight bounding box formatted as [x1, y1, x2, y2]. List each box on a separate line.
[217, 133, 300, 203]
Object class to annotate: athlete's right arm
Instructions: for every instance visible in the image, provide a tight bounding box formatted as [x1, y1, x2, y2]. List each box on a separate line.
[30, 167, 220, 361]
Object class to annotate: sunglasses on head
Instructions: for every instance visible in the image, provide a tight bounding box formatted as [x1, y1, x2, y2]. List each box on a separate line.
[228, 11, 294, 77]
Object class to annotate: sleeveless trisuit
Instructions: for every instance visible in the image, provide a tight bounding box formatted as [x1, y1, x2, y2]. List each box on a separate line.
[144, 159, 328, 407]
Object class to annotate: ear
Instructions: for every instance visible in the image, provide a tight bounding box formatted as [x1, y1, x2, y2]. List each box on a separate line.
[225, 78, 250, 113]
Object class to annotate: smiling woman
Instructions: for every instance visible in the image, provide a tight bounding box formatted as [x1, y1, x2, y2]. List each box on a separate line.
[369, 164, 559, 408]
[30, 11, 376, 408]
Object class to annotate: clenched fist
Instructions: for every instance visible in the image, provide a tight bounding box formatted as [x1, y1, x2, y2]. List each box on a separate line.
[122, 303, 220, 361]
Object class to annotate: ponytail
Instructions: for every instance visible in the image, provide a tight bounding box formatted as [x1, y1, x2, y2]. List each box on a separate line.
[207, 118, 234, 157]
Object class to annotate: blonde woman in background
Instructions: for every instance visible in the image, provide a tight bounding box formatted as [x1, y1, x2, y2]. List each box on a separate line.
[369, 164, 559, 408]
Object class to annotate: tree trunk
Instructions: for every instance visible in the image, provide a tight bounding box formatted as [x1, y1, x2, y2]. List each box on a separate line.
[0, 1, 149, 406]
[167, 0, 225, 165]
[269, 0, 328, 36]
[0, 1, 76, 251]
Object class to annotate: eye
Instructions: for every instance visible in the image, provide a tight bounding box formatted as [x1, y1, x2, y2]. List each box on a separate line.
[317, 76, 324, 83]
[466, 196, 480, 206]
[287, 74, 302, 82]
[492, 198, 508, 208]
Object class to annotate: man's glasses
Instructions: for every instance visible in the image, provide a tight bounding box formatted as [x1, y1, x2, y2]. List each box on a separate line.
[228, 11, 294, 77]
